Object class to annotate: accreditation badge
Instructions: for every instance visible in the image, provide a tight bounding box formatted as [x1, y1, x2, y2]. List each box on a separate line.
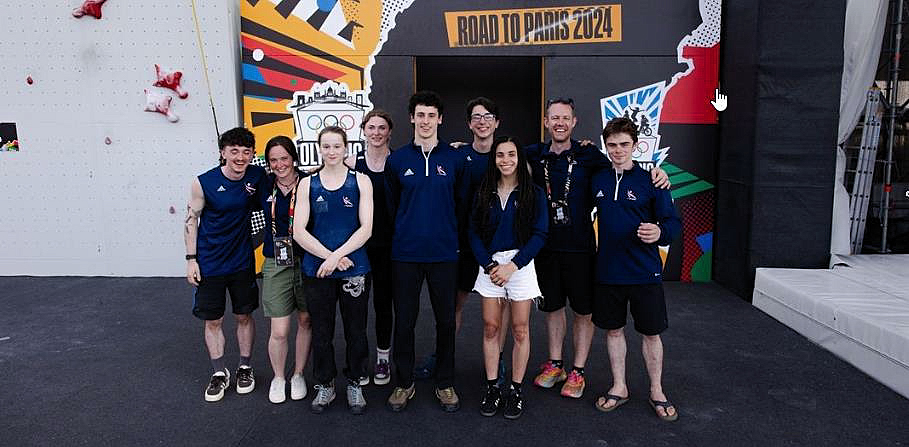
[274, 236, 294, 267]
[550, 201, 571, 226]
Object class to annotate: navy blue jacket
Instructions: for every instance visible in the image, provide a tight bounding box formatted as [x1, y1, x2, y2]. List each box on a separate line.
[526, 140, 609, 253]
[460, 144, 491, 247]
[385, 141, 468, 262]
[469, 185, 549, 269]
[592, 164, 681, 284]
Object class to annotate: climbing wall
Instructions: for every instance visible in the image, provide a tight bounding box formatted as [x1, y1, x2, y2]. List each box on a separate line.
[0, 0, 242, 276]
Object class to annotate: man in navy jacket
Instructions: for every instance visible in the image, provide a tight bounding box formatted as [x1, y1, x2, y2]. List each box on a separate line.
[384, 91, 468, 413]
[591, 117, 681, 421]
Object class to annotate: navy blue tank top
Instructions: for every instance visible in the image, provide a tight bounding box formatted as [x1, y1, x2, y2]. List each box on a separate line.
[260, 172, 308, 258]
[354, 152, 392, 248]
[302, 170, 371, 278]
[197, 165, 265, 276]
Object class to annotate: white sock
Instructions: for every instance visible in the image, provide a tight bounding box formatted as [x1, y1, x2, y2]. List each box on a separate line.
[377, 348, 390, 362]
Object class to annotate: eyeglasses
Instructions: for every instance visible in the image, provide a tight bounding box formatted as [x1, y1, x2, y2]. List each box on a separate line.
[470, 113, 496, 122]
[546, 97, 575, 108]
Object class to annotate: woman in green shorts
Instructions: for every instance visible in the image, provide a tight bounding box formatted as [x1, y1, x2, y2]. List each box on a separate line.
[260, 135, 312, 404]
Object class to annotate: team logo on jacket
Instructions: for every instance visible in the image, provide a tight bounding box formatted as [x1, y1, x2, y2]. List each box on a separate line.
[245, 182, 257, 196]
[217, 185, 226, 192]
[316, 195, 325, 202]
[437, 165, 447, 176]
[466, 155, 472, 161]
[596, 190, 604, 198]
[626, 190, 637, 201]
[404, 168, 414, 176]
[342, 196, 354, 208]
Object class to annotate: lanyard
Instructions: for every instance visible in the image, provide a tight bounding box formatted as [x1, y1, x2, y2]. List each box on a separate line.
[271, 177, 299, 238]
[543, 152, 574, 204]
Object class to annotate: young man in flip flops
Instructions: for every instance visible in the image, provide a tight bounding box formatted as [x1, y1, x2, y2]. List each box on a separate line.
[590, 117, 681, 421]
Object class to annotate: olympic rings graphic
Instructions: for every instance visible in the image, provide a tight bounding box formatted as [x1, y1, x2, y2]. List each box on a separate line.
[323, 115, 339, 127]
[339, 114, 355, 130]
[306, 115, 322, 130]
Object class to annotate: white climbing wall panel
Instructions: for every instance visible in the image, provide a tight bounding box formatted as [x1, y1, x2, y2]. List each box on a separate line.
[0, 0, 242, 276]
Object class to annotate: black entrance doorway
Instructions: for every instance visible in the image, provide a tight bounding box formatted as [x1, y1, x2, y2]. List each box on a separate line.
[415, 56, 542, 147]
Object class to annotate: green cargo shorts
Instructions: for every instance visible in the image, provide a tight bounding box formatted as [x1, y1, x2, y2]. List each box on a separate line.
[261, 257, 306, 317]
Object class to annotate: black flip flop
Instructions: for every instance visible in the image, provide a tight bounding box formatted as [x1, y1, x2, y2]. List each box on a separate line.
[595, 394, 630, 413]
[649, 398, 679, 421]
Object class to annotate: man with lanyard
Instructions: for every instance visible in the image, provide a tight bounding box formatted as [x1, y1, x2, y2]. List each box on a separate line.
[527, 99, 669, 399]
[185, 127, 266, 402]
[385, 91, 468, 412]
[415, 97, 509, 385]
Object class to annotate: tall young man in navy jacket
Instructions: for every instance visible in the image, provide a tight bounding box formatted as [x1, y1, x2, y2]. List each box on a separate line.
[384, 91, 468, 412]
[591, 117, 681, 421]
[527, 99, 670, 399]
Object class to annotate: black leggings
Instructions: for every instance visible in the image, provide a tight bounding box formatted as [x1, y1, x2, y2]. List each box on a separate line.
[367, 245, 393, 350]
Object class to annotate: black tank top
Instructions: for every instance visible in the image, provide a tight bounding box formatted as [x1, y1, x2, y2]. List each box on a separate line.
[355, 151, 392, 248]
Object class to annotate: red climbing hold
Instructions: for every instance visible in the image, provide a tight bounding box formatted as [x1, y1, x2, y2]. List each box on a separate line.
[154, 64, 188, 99]
[72, 0, 107, 19]
[26, 76, 33, 85]
[144, 89, 179, 123]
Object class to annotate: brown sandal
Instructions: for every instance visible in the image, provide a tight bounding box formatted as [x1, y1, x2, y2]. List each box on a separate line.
[595, 394, 629, 412]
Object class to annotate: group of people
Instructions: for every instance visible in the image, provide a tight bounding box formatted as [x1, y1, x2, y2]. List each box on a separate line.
[183, 91, 681, 421]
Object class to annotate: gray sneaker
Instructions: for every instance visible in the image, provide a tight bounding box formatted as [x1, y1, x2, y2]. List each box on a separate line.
[347, 382, 367, 415]
[310, 383, 336, 414]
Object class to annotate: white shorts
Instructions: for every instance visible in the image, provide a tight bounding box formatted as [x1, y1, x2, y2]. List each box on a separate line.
[473, 250, 542, 301]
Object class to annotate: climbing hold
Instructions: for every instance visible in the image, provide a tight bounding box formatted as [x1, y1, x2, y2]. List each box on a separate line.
[153, 64, 188, 99]
[168, 206, 176, 214]
[72, 0, 107, 19]
[104, 137, 112, 145]
[26, 76, 33, 85]
[144, 89, 179, 123]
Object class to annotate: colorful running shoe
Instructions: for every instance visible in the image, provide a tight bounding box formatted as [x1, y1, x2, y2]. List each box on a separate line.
[559, 370, 586, 398]
[533, 361, 566, 388]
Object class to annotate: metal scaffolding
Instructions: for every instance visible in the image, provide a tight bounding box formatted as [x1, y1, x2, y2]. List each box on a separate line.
[879, 0, 907, 252]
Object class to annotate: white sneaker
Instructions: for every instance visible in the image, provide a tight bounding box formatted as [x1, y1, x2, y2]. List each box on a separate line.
[290, 374, 307, 400]
[269, 377, 286, 404]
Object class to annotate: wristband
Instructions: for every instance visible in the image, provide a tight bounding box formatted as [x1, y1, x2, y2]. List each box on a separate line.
[483, 261, 499, 274]
[185, 254, 197, 260]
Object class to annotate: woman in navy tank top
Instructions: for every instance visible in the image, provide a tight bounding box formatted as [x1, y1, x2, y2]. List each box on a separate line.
[345, 109, 394, 386]
[260, 135, 312, 405]
[293, 126, 373, 414]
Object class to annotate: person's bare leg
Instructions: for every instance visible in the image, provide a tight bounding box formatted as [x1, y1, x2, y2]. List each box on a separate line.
[598, 328, 628, 409]
[294, 311, 312, 376]
[643, 334, 676, 418]
[268, 316, 290, 379]
[481, 298, 504, 380]
[571, 313, 595, 368]
[509, 300, 532, 382]
[236, 313, 255, 358]
[498, 304, 510, 354]
[204, 317, 226, 360]
[455, 290, 470, 334]
[545, 308, 566, 362]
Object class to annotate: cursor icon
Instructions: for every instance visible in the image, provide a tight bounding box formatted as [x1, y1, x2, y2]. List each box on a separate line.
[710, 88, 727, 112]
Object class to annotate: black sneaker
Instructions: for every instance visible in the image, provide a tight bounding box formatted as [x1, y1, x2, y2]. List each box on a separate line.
[236, 366, 255, 394]
[204, 370, 230, 402]
[503, 389, 524, 420]
[479, 384, 502, 417]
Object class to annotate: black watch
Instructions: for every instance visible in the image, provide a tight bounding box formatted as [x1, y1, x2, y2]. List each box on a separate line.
[185, 254, 197, 260]
[483, 261, 499, 274]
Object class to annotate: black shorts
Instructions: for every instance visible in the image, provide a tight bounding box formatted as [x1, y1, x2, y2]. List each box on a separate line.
[192, 268, 260, 320]
[592, 283, 668, 335]
[534, 250, 594, 314]
[457, 251, 479, 293]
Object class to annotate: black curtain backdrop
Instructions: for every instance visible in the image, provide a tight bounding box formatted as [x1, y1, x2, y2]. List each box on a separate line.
[714, 0, 845, 299]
